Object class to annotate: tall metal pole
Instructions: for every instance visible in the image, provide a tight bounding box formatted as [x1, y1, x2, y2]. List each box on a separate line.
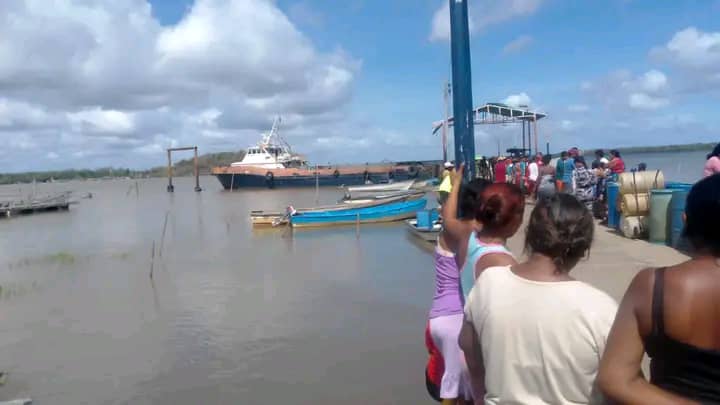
[449, 0, 475, 181]
[533, 115, 540, 158]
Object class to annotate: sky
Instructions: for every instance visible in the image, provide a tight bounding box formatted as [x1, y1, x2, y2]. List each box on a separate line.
[0, 0, 719, 172]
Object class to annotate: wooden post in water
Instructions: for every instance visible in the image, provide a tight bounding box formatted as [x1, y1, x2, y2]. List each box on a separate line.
[315, 164, 319, 205]
[166, 149, 174, 192]
[193, 146, 202, 192]
[356, 212, 360, 238]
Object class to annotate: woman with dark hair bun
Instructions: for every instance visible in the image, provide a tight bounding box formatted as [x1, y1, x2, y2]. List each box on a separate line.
[599, 174, 720, 404]
[703, 142, 720, 177]
[459, 180, 525, 298]
[459, 194, 618, 404]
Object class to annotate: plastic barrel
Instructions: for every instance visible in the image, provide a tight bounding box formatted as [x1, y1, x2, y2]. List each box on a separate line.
[666, 182, 693, 190]
[669, 185, 692, 250]
[607, 182, 621, 229]
[618, 171, 665, 194]
[621, 193, 650, 216]
[649, 189, 674, 245]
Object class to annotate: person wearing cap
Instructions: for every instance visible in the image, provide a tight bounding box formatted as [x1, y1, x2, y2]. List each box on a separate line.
[439, 162, 454, 200]
[442, 162, 454, 180]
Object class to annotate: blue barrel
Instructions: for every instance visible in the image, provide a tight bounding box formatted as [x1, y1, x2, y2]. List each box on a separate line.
[669, 185, 692, 250]
[649, 189, 674, 244]
[666, 182, 693, 190]
[607, 182, 620, 229]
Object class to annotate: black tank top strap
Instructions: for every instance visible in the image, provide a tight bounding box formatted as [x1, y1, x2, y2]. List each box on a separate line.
[651, 267, 667, 337]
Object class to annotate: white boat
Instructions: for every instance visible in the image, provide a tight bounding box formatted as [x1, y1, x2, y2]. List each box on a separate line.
[405, 219, 441, 242]
[229, 116, 306, 169]
[345, 179, 415, 194]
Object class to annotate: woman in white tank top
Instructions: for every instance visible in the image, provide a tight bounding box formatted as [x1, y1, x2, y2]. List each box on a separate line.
[459, 194, 618, 404]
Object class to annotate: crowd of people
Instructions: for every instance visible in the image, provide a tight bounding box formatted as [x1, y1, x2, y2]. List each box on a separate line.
[425, 149, 720, 404]
[483, 148, 629, 221]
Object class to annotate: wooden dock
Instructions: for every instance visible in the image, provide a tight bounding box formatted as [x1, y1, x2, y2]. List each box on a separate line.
[0, 192, 72, 218]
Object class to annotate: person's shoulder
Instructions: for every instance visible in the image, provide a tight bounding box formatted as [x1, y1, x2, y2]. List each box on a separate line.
[573, 282, 619, 313]
[476, 265, 512, 283]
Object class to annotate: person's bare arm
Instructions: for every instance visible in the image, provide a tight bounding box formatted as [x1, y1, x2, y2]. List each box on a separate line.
[443, 164, 468, 246]
[459, 318, 485, 403]
[598, 269, 699, 405]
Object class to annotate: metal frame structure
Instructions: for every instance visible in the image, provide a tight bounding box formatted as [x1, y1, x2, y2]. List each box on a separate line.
[432, 103, 547, 157]
[166, 146, 202, 192]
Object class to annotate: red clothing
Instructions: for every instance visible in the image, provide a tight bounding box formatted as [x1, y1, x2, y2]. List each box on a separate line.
[424, 322, 444, 400]
[494, 161, 507, 183]
[609, 157, 625, 174]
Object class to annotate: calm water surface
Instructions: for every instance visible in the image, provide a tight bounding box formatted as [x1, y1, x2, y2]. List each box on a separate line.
[0, 176, 434, 404]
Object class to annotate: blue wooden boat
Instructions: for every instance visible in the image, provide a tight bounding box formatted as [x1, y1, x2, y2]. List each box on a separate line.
[290, 198, 427, 228]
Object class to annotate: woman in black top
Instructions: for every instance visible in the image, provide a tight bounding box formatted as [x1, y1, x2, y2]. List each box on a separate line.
[598, 174, 720, 404]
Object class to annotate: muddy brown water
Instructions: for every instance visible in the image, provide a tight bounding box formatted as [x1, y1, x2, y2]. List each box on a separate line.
[0, 177, 436, 404]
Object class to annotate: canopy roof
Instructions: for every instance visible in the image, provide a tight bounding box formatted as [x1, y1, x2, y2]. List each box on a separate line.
[432, 103, 547, 134]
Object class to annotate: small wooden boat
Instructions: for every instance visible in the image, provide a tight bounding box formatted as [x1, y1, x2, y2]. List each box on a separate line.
[341, 190, 425, 204]
[405, 219, 441, 242]
[290, 198, 427, 228]
[345, 179, 415, 194]
[250, 193, 424, 226]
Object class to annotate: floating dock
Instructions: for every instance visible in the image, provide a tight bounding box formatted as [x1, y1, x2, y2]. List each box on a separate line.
[0, 192, 71, 218]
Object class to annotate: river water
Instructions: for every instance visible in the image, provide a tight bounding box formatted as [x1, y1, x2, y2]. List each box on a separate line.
[0, 150, 705, 404]
[0, 176, 434, 404]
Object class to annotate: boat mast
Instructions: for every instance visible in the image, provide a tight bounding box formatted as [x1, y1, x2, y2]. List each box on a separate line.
[449, 0, 475, 181]
[442, 81, 450, 163]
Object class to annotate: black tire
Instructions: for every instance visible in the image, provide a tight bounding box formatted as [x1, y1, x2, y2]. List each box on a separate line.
[408, 165, 419, 179]
[388, 171, 395, 180]
[265, 172, 275, 189]
[333, 169, 340, 178]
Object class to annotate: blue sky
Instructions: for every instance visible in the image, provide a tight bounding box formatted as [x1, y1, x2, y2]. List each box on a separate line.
[0, 0, 719, 171]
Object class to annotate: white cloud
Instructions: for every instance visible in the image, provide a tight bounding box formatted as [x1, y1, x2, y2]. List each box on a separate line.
[502, 35, 534, 55]
[503, 92, 532, 107]
[652, 27, 720, 70]
[0, 0, 362, 171]
[628, 93, 669, 110]
[68, 109, 136, 135]
[651, 27, 720, 93]
[430, 0, 542, 42]
[567, 104, 589, 112]
[46, 152, 59, 160]
[560, 120, 577, 131]
[638, 70, 668, 93]
[582, 69, 670, 111]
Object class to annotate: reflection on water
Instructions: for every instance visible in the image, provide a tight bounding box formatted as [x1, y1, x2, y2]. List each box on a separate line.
[0, 177, 433, 404]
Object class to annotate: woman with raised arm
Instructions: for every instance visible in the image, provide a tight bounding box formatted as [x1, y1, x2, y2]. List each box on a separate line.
[425, 175, 490, 405]
[599, 174, 720, 404]
[460, 194, 617, 404]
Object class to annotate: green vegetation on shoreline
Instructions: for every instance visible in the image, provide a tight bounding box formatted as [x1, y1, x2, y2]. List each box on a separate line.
[614, 142, 716, 155]
[1, 142, 716, 184]
[0, 151, 246, 185]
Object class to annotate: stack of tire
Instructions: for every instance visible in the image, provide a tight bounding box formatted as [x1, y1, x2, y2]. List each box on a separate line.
[617, 171, 664, 239]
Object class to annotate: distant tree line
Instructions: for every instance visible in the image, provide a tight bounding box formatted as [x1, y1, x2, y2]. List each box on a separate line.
[614, 142, 717, 154]
[0, 150, 246, 185]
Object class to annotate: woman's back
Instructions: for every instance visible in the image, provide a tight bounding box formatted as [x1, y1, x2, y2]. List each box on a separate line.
[638, 264, 720, 401]
[465, 266, 617, 404]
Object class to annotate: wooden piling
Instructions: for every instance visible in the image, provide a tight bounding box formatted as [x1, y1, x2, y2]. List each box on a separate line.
[356, 213, 360, 238]
[149, 240, 156, 280]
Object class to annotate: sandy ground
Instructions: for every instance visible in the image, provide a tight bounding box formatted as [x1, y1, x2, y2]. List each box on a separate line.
[505, 205, 689, 303]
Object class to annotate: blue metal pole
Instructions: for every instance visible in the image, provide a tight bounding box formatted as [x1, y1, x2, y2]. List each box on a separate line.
[449, 0, 475, 181]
